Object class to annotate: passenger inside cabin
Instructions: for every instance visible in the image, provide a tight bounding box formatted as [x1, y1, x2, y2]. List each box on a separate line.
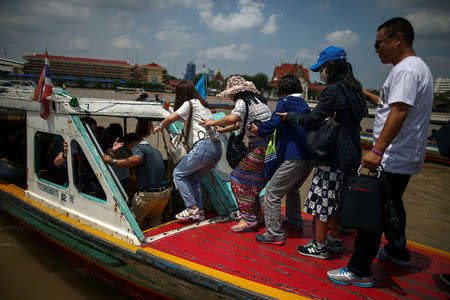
[54, 141, 69, 167]
[0, 122, 27, 188]
[102, 133, 171, 228]
[53, 140, 70, 187]
[3, 126, 26, 166]
[95, 126, 106, 145]
[103, 123, 131, 193]
[80, 116, 98, 137]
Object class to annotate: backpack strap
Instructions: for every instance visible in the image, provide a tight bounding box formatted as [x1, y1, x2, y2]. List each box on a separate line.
[182, 100, 193, 151]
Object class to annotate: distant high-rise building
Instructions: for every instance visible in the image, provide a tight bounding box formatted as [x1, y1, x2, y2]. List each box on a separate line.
[184, 61, 196, 81]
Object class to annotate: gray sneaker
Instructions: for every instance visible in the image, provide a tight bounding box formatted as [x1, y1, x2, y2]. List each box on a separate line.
[327, 267, 374, 288]
[326, 235, 344, 253]
[297, 240, 329, 259]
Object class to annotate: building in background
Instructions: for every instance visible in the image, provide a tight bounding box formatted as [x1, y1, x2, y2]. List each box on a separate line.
[8, 54, 167, 88]
[184, 61, 195, 81]
[136, 63, 167, 85]
[212, 70, 225, 86]
[23, 54, 135, 81]
[0, 58, 24, 76]
[265, 63, 325, 100]
[434, 77, 450, 94]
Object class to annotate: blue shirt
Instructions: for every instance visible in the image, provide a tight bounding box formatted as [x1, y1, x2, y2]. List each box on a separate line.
[258, 94, 314, 161]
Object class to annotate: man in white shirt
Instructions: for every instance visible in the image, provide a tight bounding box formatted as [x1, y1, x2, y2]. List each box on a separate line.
[328, 17, 433, 287]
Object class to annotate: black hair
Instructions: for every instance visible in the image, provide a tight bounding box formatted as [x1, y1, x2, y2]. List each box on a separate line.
[378, 17, 414, 46]
[123, 133, 140, 145]
[325, 60, 362, 91]
[81, 116, 97, 128]
[277, 74, 302, 96]
[234, 90, 267, 105]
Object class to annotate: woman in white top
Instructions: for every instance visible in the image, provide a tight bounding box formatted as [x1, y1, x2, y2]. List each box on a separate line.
[153, 81, 221, 221]
[200, 76, 271, 232]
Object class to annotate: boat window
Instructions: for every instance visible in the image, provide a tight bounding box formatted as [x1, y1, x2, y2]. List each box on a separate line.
[70, 140, 106, 202]
[34, 131, 69, 188]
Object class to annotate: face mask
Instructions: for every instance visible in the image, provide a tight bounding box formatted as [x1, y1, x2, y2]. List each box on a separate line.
[319, 68, 328, 83]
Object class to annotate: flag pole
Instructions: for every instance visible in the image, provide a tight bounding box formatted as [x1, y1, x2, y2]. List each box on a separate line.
[203, 63, 207, 101]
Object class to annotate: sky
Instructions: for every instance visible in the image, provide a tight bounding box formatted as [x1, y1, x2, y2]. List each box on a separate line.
[0, 0, 449, 89]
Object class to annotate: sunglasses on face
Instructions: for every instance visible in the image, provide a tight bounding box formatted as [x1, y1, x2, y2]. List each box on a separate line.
[374, 34, 394, 49]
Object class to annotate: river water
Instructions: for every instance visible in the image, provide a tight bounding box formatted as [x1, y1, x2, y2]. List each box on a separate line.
[0, 88, 448, 299]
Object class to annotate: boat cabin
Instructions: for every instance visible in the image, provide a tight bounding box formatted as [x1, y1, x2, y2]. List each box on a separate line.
[0, 91, 193, 245]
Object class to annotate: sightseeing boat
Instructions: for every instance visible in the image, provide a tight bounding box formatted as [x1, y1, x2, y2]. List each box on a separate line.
[0, 89, 449, 299]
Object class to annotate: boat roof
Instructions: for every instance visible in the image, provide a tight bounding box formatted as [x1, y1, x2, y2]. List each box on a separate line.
[0, 90, 171, 119]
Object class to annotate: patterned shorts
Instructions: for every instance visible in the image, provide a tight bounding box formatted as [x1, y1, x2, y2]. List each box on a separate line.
[304, 165, 344, 222]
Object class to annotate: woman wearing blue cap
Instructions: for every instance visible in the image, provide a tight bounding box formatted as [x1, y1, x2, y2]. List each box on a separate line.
[278, 46, 368, 259]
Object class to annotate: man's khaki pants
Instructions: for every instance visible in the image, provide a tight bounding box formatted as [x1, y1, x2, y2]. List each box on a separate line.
[131, 188, 172, 227]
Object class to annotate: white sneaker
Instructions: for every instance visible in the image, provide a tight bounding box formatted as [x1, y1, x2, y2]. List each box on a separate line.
[327, 267, 374, 287]
[175, 207, 204, 220]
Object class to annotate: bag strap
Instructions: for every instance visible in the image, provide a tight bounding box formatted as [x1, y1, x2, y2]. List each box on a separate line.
[237, 100, 249, 141]
[182, 100, 193, 150]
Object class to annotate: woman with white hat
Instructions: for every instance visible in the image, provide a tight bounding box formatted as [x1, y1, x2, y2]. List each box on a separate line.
[200, 76, 271, 232]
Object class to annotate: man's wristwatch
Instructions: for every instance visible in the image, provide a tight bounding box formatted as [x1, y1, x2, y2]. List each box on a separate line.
[112, 159, 118, 166]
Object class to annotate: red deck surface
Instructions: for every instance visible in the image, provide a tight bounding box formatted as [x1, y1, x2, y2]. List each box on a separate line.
[143, 212, 450, 299]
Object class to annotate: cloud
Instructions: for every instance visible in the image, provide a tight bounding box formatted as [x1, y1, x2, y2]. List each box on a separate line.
[199, 43, 252, 61]
[406, 12, 450, 36]
[202, 0, 264, 33]
[154, 20, 203, 47]
[112, 35, 141, 49]
[377, 0, 450, 11]
[76, 0, 155, 11]
[325, 30, 360, 47]
[172, 0, 212, 11]
[113, 12, 134, 30]
[261, 14, 278, 35]
[68, 38, 89, 51]
[174, 0, 275, 34]
[295, 49, 316, 63]
[161, 50, 182, 59]
[30, 0, 90, 19]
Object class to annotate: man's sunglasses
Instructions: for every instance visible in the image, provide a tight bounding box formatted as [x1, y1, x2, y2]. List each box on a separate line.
[374, 34, 394, 49]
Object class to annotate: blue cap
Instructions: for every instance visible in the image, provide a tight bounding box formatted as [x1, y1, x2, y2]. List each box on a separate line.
[309, 46, 347, 72]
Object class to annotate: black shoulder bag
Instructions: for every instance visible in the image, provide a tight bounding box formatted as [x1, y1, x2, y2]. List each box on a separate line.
[226, 101, 249, 169]
[304, 98, 338, 159]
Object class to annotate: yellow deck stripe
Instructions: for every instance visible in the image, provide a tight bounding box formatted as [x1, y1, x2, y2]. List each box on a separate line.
[407, 240, 450, 260]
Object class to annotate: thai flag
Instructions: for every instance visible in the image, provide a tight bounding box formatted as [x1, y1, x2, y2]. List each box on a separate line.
[33, 49, 53, 119]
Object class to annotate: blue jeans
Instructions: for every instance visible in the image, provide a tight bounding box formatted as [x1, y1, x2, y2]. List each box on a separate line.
[173, 139, 222, 209]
